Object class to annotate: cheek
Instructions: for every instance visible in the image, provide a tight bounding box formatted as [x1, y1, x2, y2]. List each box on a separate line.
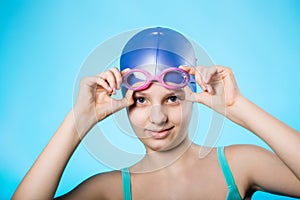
[128, 107, 149, 127]
[166, 106, 182, 124]
[167, 103, 192, 127]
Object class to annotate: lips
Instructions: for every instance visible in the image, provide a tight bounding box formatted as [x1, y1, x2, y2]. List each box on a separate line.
[146, 126, 174, 139]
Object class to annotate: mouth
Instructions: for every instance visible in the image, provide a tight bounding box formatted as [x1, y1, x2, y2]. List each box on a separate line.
[146, 126, 174, 139]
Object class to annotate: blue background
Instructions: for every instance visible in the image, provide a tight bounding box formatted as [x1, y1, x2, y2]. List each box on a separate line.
[1, 0, 299, 199]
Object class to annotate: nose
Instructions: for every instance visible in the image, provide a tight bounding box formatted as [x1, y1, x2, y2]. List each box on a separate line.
[149, 105, 167, 126]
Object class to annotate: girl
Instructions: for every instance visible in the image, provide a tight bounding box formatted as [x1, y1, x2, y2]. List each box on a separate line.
[13, 27, 300, 200]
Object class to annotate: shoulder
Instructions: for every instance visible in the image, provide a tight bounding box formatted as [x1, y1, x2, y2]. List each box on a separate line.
[220, 144, 273, 197]
[224, 144, 279, 174]
[224, 144, 300, 198]
[56, 170, 123, 199]
[224, 144, 273, 162]
[223, 144, 275, 181]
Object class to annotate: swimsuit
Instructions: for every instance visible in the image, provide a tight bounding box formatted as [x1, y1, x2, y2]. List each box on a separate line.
[122, 146, 242, 200]
[217, 146, 242, 200]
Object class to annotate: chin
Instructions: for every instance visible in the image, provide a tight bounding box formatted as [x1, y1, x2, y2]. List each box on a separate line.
[144, 135, 188, 153]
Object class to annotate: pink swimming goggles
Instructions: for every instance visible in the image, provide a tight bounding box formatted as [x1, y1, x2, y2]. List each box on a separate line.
[122, 67, 190, 91]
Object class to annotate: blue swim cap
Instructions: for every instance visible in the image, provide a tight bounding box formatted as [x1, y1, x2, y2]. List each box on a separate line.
[120, 27, 197, 92]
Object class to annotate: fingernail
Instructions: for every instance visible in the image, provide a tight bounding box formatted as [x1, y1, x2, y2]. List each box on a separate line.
[207, 85, 212, 93]
[204, 76, 209, 83]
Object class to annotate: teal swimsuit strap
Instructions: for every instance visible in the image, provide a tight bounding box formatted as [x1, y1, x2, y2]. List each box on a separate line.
[122, 147, 241, 200]
[122, 168, 132, 200]
[217, 146, 242, 200]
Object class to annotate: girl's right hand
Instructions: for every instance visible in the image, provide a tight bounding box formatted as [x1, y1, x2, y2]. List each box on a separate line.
[73, 67, 134, 137]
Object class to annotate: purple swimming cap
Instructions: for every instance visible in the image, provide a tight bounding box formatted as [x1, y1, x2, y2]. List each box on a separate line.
[120, 27, 197, 92]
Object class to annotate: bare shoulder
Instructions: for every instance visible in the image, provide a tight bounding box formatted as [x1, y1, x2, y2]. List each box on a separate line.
[224, 144, 300, 198]
[225, 144, 273, 163]
[56, 170, 123, 200]
[224, 144, 277, 182]
[224, 144, 288, 178]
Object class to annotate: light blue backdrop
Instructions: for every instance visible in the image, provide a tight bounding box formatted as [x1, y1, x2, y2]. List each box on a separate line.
[0, 0, 299, 199]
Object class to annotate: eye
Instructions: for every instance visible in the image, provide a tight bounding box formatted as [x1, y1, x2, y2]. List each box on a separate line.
[135, 97, 146, 104]
[167, 96, 178, 103]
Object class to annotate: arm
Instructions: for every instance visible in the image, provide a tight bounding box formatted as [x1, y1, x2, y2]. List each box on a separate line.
[182, 65, 300, 197]
[227, 144, 300, 198]
[12, 110, 88, 199]
[12, 68, 133, 199]
[227, 95, 300, 180]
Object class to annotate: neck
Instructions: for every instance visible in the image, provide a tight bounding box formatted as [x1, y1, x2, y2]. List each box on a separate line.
[131, 138, 196, 173]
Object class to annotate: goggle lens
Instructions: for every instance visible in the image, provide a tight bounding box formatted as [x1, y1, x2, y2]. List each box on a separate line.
[123, 67, 190, 91]
[126, 71, 147, 88]
[163, 70, 188, 87]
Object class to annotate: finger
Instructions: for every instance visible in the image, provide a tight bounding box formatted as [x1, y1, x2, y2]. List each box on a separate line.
[203, 66, 218, 83]
[193, 92, 212, 107]
[124, 89, 134, 107]
[180, 65, 208, 92]
[81, 76, 109, 91]
[205, 66, 233, 92]
[194, 67, 210, 92]
[179, 65, 195, 75]
[110, 90, 134, 113]
[95, 76, 113, 92]
[183, 86, 212, 107]
[121, 68, 130, 76]
[99, 71, 117, 94]
[80, 76, 97, 87]
[110, 67, 122, 90]
[218, 66, 233, 79]
[183, 87, 197, 102]
[203, 67, 218, 94]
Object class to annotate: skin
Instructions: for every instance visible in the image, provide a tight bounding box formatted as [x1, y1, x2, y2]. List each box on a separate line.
[12, 66, 300, 199]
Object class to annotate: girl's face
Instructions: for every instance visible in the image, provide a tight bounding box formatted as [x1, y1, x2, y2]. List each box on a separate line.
[128, 83, 193, 152]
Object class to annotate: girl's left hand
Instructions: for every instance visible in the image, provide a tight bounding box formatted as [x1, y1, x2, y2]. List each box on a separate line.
[180, 65, 241, 115]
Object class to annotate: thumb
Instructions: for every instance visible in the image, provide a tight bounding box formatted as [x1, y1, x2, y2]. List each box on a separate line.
[121, 89, 134, 108]
[193, 92, 212, 107]
[185, 88, 213, 108]
[111, 90, 134, 113]
[184, 86, 210, 106]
